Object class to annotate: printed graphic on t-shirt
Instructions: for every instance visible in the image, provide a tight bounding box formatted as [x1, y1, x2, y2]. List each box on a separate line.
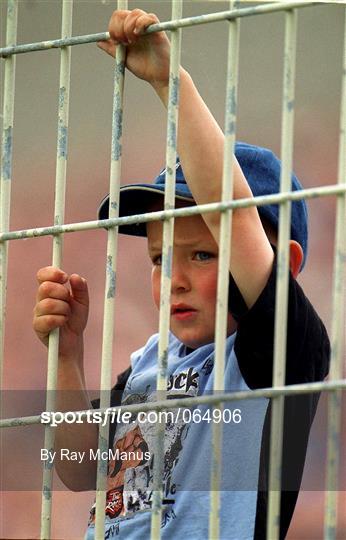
[88, 367, 200, 529]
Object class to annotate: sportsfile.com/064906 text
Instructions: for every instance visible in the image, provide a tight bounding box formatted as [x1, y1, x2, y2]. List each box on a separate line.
[40, 407, 242, 427]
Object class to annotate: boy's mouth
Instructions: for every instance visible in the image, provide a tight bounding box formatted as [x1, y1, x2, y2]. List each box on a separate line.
[171, 304, 197, 321]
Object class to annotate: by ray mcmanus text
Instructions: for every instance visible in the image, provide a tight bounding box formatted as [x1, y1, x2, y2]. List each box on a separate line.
[41, 447, 151, 465]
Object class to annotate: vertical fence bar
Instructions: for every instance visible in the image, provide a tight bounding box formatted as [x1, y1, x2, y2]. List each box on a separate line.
[40, 1, 73, 538]
[324, 7, 346, 540]
[94, 1, 127, 538]
[150, 2, 183, 537]
[209, 1, 240, 538]
[267, 9, 297, 540]
[0, 0, 18, 388]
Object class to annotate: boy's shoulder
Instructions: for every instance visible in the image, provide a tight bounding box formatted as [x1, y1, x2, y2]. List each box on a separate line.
[232, 258, 330, 389]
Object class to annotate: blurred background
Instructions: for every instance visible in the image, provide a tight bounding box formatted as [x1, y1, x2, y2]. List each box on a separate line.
[1, 0, 345, 538]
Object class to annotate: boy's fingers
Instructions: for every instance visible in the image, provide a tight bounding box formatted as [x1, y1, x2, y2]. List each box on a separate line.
[108, 9, 131, 43]
[36, 281, 70, 303]
[133, 13, 159, 36]
[104, 9, 161, 56]
[69, 274, 89, 307]
[123, 11, 159, 42]
[123, 9, 147, 42]
[33, 314, 67, 335]
[108, 9, 158, 44]
[36, 266, 68, 285]
[34, 298, 71, 318]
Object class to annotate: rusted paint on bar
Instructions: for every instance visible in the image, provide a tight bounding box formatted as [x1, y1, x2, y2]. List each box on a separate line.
[163, 245, 173, 278]
[42, 485, 52, 500]
[324, 8, 346, 539]
[1, 127, 13, 181]
[58, 123, 68, 158]
[106, 255, 116, 299]
[267, 9, 297, 540]
[40, 2, 73, 538]
[111, 63, 125, 161]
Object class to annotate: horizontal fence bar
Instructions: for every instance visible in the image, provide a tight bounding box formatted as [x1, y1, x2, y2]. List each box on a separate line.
[0, 32, 108, 57]
[0, 184, 344, 242]
[1, 379, 345, 429]
[0, 1, 321, 58]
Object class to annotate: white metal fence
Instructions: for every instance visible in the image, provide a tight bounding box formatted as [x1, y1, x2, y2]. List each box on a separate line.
[1, 1, 345, 539]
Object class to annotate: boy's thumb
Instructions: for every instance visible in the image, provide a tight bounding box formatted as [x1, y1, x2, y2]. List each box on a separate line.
[69, 274, 89, 306]
[97, 40, 116, 58]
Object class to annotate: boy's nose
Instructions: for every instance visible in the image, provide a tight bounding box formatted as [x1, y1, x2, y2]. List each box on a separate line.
[171, 262, 191, 293]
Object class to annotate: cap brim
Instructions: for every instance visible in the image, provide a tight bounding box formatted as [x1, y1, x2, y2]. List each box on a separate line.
[98, 184, 194, 237]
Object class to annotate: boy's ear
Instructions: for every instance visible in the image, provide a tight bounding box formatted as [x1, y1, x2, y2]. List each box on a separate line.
[289, 240, 304, 278]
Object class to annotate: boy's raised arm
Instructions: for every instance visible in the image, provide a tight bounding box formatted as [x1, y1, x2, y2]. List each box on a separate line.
[100, 9, 275, 309]
[33, 267, 98, 491]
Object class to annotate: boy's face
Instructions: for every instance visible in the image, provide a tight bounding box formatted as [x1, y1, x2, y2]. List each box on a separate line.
[147, 212, 236, 349]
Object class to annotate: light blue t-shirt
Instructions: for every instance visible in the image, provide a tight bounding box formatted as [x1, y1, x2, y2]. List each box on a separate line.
[85, 332, 269, 540]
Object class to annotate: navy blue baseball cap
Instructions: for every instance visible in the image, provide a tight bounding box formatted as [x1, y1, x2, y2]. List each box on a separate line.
[98, 142, 308, 268]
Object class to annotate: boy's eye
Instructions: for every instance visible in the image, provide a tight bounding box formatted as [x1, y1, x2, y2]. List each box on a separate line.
[194, 251, 213, 262]
[152, 255, 162, 266]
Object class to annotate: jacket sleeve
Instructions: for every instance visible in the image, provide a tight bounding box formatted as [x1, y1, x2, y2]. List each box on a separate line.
[228, 252, 330, 389]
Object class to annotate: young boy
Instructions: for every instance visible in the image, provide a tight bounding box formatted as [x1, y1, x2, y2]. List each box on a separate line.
[32, 9, 330, 540]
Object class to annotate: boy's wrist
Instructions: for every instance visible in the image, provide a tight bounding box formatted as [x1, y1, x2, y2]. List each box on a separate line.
[152, 80, 169, 106]
[58, 336, 84, 365]
[151, 67, 191, 107]
[57, 344, 87, 392]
